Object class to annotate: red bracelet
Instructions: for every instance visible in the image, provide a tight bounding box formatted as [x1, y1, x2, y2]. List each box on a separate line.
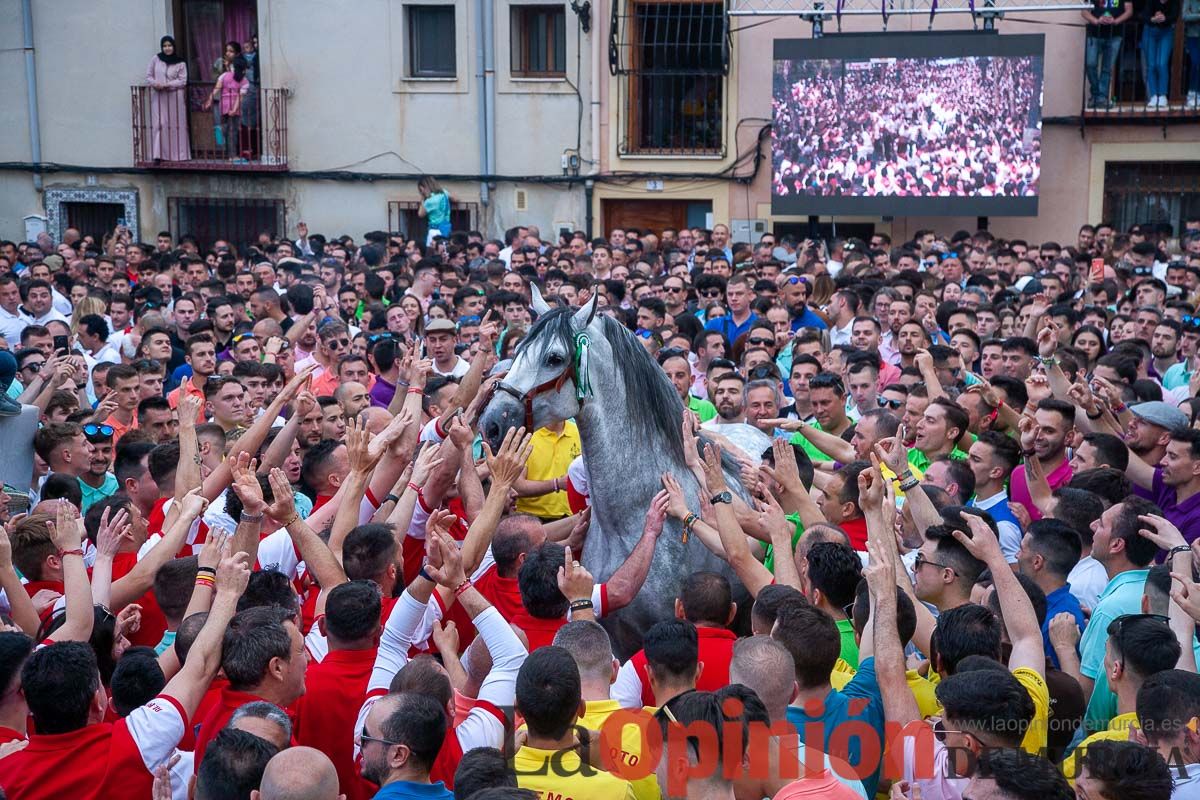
[453, 579, 473, 597]
[57, 548, 84, 559]
[407, 387, 423, 395]
[407, 481, 422, 494]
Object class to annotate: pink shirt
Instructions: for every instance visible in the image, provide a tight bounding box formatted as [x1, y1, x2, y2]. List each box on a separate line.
[1009, 458, 1073, 522]
[217, 72, 248, 116]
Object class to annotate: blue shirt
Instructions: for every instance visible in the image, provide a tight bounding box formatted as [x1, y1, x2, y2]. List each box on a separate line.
[1042, 583, 1086, 669]
[705, 311, 759, 346]
[790, 306, 828, 332]
[372, 781, 453, 800]
[784, 657, 885, 797]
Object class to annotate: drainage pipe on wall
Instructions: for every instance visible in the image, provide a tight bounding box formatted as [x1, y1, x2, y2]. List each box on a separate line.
[22, 0, 43, 192]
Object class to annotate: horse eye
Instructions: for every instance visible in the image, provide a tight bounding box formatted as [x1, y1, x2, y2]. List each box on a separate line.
[546, 353, 565, 367]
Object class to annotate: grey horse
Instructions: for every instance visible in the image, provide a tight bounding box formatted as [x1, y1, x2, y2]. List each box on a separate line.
[478, 288, 748, 659]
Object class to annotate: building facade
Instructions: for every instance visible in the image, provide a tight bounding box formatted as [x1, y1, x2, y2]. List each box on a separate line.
[1, 0, 1198, 248]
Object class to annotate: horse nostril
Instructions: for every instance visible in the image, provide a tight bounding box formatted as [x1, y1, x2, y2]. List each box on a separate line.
[485, 421, 500, 443]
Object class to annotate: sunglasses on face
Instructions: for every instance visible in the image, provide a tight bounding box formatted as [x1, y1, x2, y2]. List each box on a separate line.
[324, 338, 350, 349]
[877, 396, 903, 409]
[700, 289, 723, 298]
[914, 551, 954, 572]
[20, 361, 44, 372]
[635, 329, 654, 339]
[83, 424, 114, 437]
[748, 337, 773, 346]
[664, 285, 685, 293]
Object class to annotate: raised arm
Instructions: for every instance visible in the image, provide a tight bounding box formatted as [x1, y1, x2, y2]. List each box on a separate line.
[227, 452, 266, 565]
[604, 491, 669, 612]
[460, 427, 532, 575]
[764, 419, 856, 464]
[956, 515, 1045, 678]
[257, 392, 313, 473]
[163, 546, 250, 717]
[762, 437, 825, 531]
[1139, 515, 1197, 673]
[44, 503, 93, 644]
[89, 507, 132, 610]
[0, 527, 39, 636]
[174, 387, 204, 504]
[329, 419, 386, 562]
[158, 529, 230, 679]
[701, 444, 775, 597]
[110, 490, 209, 610]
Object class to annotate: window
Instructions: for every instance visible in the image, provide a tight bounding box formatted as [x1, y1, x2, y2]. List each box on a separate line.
[168, 197, 285, 253]
[1103, 162, 1200, 235]
[388, 200, 478, 242]
[408, 5, 457, 78]
[611, 1, 729, 155]
[512, 5, 567, 77]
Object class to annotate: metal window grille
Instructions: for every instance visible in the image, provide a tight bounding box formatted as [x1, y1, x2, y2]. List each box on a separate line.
[1080, 19, 1200, 119]
[610, 0, 730, 156]
[167, 197, 286, 254]
[512, 5, 568, 77]
[388, 200, 479, 241]
[132, 85, 288, 170]
[409, 5, 457, 77]
[1102, 162, 1200, 235]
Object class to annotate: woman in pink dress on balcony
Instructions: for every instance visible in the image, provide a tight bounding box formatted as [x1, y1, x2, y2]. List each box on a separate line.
[145, 36, 190, 161]
[203, 55, 250, 161]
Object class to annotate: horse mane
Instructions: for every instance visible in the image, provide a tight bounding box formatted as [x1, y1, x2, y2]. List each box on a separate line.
[519, 308, 686, 462]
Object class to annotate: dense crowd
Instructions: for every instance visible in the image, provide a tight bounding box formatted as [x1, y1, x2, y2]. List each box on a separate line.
[772, 56, 1042, 198]
[0, 215, 1198, 800]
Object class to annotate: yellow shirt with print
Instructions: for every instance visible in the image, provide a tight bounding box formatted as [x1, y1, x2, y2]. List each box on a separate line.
[514, 421, 582, 519]
[919, 667, 1050, 755]
[1059, 711, 1139, 787]
[578, 699, 661, 800]
[831, 662, 941, 720]
[514, 743, 637, 800]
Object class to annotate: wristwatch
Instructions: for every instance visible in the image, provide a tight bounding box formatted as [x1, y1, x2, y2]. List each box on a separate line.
[710, 491, 733, 505]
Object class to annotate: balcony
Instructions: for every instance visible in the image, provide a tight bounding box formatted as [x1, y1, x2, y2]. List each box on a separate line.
[131, 84, 288, 171]
[1080, 19, 1200, 122]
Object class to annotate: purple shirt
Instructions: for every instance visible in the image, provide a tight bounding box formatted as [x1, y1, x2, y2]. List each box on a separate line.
[1149, 466, 1200, 545]
[369, 375, 397, 409]
[1009, 458, 1074, 522]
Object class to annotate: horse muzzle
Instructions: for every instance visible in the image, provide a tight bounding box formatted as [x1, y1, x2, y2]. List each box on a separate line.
[479, 390, 525, 453]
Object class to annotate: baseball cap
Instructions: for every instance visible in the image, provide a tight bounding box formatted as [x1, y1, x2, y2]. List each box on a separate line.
[425, 318, 456, 334]
[1130, 401, 1189, 434]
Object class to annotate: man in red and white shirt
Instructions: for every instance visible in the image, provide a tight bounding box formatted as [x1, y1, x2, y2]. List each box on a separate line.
[0, 552, 247, 800]
[613, 571, 738, 708]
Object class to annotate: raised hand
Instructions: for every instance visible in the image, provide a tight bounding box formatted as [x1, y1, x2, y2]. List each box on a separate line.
[681, 412, 703, 471]
[48, 502, 82, 552]
[557, 545, 594, 602]
[950, 513, 1004, 565]
[1036, 319, 1058, 359]
[345, 417, 382, 475]
[115, 603, 143, 638]
[411, 443, 445, 487]
[1170, 570, 1200, 623]
[483, 426, 533, 489]
[660, 473, 692, 520]
[0, 527, 12, 573]
[197, 527, 231, 572]
[94, 506, 132, 559]
[265, 468, 297, 522]
[872, 430, 908, 475]
[753, 486, 788, 538]
[178, 486, 210, 520]
[1017, 414, 1037, 452]
[858, 460, 884, 509]
[425, 508, 458, 542]
[644, 490, 670, 536]
[425, 529, 466, 590]
[913, 348, 934, 374]
[178, 383, 203, 424]
[1138, 514, 1188, 551]
[756, 418, 805, 432]
[701, 442, 728, 492]
[215, 547, 252, 598]
[762, 437, 803, 495]
[431, 620, 459, 656]
[292, 390, 317, 420]
[230, 452, 266, 515]
[1024, 373, 1051, 405]
[1048, 611, 1081, 650]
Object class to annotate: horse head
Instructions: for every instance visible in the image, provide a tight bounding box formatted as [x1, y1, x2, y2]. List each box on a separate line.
[479, 288, 606, 452]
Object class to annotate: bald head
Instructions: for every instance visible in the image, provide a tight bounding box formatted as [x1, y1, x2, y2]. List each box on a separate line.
[253, 747, 342, 800]
[729, 635, 797, 722]
[795, 523, 851, 561]
[359, 406, 393, 434]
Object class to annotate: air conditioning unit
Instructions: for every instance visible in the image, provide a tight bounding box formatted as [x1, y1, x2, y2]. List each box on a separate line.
[514, 189, 529, 213]
[731, 218, 769, 244]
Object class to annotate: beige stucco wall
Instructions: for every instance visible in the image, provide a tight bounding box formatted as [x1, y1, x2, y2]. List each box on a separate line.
[0, 0, 594, 241]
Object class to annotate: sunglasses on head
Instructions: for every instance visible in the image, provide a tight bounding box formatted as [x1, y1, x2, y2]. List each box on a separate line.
[783, 276, 808, 285]
[635, 329, 654, 339]
[83, 424, 114, 437]
[232, 332, 257, 344]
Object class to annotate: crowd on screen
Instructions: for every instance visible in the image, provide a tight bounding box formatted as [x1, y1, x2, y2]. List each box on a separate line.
[773, 57, 1042, 198]
[0, 216, 1198, 800]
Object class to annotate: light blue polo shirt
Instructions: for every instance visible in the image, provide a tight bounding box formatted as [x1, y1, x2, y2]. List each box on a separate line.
[1079, 568, 1148, 734]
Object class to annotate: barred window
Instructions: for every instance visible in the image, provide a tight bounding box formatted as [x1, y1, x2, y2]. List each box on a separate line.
[610, 1, 730, 155]
[1103, 162, 1200, 235]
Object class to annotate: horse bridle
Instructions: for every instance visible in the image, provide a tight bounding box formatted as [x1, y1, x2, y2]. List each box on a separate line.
[488, 331, 591, 432]
[491, 362, 578, 433]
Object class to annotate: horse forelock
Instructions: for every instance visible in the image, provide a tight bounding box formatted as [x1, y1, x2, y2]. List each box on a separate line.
[516, 308, 684, 461]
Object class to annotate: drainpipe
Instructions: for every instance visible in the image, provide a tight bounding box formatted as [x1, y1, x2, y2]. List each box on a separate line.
[475, 0, 490, 211]
[483, 0, 497, 217]
[588, 4, 601, 236]
[21, 0, 43, 192]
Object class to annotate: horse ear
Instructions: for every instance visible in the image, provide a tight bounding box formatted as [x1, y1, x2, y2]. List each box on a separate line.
[530, 283, 551, 316]
[571, 293, 599, 330]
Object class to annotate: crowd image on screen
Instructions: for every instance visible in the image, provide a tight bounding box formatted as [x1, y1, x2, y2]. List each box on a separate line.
[773, 56, 1043, 198]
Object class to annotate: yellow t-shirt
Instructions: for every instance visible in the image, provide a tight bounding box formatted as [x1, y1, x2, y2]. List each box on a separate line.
[831, 663, 941, 720]
[1059, 712, 1139, 787]
[514, 421, 582, 519]
[578, 699, 661, 800]
[1014, 668, 1051, 756]
[514, 744, 637, 800]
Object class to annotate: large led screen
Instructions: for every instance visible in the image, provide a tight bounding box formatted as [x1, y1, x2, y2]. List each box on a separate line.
[772, 33, 1044, 216]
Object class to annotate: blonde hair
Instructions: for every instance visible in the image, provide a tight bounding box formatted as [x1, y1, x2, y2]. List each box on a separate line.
[418, 176, 443, 196]
[70, 296, 109, 335]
